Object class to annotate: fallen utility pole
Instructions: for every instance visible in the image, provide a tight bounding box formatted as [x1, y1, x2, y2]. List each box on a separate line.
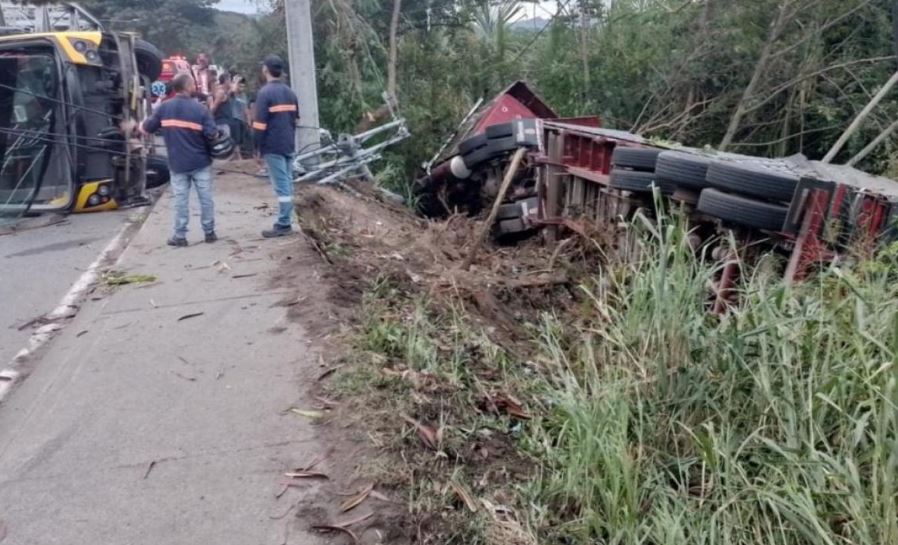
[284, 0, 321, 156]
[462, 147, 528, 270]
[847, 118, 898, 167]
[823, 70, 898, 163]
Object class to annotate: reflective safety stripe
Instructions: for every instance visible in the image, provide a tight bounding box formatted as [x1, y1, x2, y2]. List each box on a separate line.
[161, 119, 203, 131]
[252, 122, 268, 130]
[278, 196, 293, 202]
[268, 104, 298, 113]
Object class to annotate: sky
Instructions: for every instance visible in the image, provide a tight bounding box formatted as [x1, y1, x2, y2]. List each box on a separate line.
[216, 0, 261, 14]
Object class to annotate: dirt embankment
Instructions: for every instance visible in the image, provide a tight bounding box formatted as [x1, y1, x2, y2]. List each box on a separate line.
[293, 182, 585, 341]
[268, 181, 598, 543]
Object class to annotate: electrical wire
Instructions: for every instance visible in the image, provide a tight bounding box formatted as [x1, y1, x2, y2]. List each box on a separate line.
[0, 126, 258, 177]
[0, 126, 334, 178]
[0, 81, 126, 121]
[0, 83, 329, 132]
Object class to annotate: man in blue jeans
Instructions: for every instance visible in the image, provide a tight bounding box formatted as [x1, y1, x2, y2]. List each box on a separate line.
[253, 55, 299, 238]
[141, 73, 218, 247]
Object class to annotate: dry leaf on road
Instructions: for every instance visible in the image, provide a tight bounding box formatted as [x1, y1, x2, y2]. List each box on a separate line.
[290, 408, 326, 419]
[400, 413, 439, 450]
[284, 471, 329, 479]
[449, 480, 478, 512]
[340, 483, 374, 512]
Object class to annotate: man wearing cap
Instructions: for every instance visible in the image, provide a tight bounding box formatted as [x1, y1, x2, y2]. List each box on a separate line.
[253, 54, 300, 238]
[141, 73, 219, 246]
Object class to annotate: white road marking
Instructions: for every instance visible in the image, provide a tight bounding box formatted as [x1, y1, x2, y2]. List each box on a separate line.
[0, 211, 144, 403]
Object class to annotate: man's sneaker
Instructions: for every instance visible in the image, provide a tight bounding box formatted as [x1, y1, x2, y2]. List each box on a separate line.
[167, 237, 188, 247]
[204, 231, 218, 243]
[262, 224, 293, 238]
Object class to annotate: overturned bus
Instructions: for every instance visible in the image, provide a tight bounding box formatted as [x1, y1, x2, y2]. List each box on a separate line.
[0, 2, 165, 225]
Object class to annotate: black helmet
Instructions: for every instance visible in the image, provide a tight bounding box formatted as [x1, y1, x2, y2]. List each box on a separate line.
[209, 130, 234, 159]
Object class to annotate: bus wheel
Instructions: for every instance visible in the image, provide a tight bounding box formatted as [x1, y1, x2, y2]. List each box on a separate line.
[146, 156, 170, 189]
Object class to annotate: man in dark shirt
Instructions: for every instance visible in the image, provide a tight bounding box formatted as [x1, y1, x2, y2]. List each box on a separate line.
[253, 55, 299, 238]
[141, 73, 219, 246]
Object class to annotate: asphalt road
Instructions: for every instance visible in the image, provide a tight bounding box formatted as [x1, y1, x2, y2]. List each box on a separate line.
[0, 176, 332, 545]
[0, 210, 135, 364]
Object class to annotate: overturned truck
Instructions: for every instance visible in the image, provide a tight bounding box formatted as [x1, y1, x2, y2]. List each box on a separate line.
[415, 82, 898, 308]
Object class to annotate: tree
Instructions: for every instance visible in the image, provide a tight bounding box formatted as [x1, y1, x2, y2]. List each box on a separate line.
[78, 0, 220, 55]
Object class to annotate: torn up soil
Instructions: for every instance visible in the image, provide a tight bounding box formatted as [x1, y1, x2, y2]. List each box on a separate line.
[271, 180, 606, 543]
[292, 181, 594, 344]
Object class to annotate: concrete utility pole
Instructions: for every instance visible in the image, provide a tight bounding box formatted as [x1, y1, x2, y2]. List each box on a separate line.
[284, 0, 321, 156]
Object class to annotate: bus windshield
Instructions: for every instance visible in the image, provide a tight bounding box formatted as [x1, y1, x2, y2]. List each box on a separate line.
[0, 48, 71, 225]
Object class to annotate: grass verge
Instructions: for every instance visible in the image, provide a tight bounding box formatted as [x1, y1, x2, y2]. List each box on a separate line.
[329, 213, 898, 545]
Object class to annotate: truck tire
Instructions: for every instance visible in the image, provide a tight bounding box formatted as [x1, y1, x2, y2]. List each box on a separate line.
[706, 161, 798, 203]
[458, 134, 488, 155]
[612, 147, 661, 171]
[135, 39, 164, 82]
[656, 151, 712, 190]
[486, 122, 515, 139]
[697, 188, 788, 232]
[487, 135, 534, 157]
[610, 169, 674, 194]
[462, 145, 490, 170]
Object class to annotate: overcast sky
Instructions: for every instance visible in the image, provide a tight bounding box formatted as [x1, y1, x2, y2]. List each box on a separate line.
[216, 0, 261, 14]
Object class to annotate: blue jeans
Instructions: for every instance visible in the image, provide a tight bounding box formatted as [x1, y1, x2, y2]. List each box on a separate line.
[264, 153, 294, 227]
[170, 166, 214, 239]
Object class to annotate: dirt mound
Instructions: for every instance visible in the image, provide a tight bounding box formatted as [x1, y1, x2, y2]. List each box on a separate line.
[294, 181, 584, 343]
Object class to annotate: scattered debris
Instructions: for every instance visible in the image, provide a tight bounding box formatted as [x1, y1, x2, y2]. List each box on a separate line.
[340, 483, 374, 512]
[317, 365, 344, 381]
[268, 504, 295, 520]
[483, 392, 531, 420]
[310, 513, 374, 544]
[400, 413, 440, 451]
[290, 408, 326, 419]
[298, 453, 327, 472]
[310, 524, 359, 544]
[314, 396, 338, 409]
[369, 490, 393, 503]
[449, 480, 478, 513]
[284, 471, 329, 479]
[16, 315, 48, 331]
[103, 271, 158, 286]
[172, 371, 197, 382]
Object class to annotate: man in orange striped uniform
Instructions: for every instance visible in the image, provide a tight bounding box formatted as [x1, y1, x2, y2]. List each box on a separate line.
[252, 55, 299, 238]
[141, 73, 219, 247]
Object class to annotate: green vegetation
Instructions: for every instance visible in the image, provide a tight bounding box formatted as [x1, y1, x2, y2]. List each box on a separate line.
[342, 215, 898, 543]
[527, 220, 898, 544]
[66, 0, 898, 192]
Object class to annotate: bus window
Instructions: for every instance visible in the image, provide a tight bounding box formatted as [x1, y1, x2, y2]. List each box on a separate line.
[0, 48, 71, 224]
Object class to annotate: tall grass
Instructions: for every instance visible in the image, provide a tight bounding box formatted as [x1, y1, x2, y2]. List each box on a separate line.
[528, 217, 898, 545]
